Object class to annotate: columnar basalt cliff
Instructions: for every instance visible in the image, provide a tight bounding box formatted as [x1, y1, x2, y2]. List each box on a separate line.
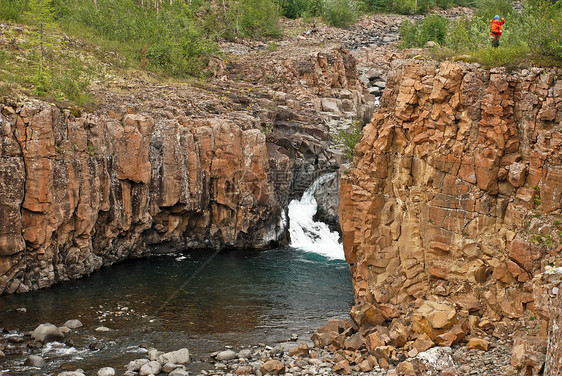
[341, 60, 562, 328]
[0, 46, 370, 295]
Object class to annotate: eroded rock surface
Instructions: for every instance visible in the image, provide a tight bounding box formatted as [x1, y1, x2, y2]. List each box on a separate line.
[0, 45, 372, 294]
[341, 60, 562, 319]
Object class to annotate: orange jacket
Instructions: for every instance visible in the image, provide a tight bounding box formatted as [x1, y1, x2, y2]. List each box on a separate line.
[491, 19, 505, 36]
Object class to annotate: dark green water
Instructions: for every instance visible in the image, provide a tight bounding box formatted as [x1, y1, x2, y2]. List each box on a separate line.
[0, 248, 353, 374]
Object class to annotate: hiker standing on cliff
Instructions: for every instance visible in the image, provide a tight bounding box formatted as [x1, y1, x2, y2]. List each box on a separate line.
[490, 15, 505, 47]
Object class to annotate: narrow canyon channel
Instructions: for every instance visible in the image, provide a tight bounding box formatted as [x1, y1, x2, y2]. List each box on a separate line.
[0, 178, 353, 374]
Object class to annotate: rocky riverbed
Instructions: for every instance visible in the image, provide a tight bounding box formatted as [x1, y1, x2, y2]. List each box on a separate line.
[1, 317, 513, 376]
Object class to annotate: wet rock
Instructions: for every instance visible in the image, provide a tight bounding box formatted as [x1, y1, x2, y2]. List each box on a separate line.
[126, 359, 150, 371]
[63, 319, 83, 329]
[89, 342, 105, 351]
[24, 355, 46, 367]
[158, 348, 190, 365]
[147, 348, 162, 361]
[260, 359, 285, 375]
[139, 360, 162, 375]
[97, 367, 115, 376]
[237, 348, 253, 359]
[58, 370, 86, 376]
[31, 323, 65, 342]
[169, 369, 190, 376]
[162, 363, 186, 373]
[215, 349, 237, 361]
[95, 326, 112, 332]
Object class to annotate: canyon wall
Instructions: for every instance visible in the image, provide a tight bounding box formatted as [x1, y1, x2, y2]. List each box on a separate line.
[0, 47, 367, 295]
[341, 60, 562, 321]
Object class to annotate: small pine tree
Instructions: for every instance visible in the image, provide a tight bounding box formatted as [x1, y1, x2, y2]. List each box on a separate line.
[24, 0, 54, 72]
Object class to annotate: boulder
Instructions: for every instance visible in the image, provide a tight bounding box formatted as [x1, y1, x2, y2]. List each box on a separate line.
[287, 343, 309, 357]
[411, 301, 457, 340]
[416, 347, 455, 374]
[24, 355, 46, 367]
[63, 319, 83, 329]
[333, 359, 352, 374]
[158, 348, 190, 364]
[215, 350, 237, 361]
[259, 359, 285, 375]
[413, 333, 434, 352]
[32, 323, 65, 342]
[396, 360, 416, 376]
[169, 369, 190, 376]
[235, 365, 254, 375]
[467, 338, 490, 351]
[139, 360, 162, 376]
[237, 349, 253, 359]
[126, 358, 150, 371]
[97, 367, 115, 376]
[350, 302, 385, 328]
[344, 332, 364, 350]
[162, 363, 186, 373]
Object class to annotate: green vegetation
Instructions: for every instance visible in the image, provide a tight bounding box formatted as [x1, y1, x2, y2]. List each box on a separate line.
[532, 185, 542, 205]
[399, 0, 562, 67]
[334, 117, 363, 161]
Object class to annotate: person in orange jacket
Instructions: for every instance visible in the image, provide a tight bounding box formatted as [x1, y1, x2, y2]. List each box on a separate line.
[490, 15, 505, 48]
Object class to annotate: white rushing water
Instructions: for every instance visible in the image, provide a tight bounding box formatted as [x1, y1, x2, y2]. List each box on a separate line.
[288, 173, 345, 260]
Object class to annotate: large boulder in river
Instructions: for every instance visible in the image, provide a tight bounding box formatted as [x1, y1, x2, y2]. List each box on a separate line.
[32, 323, 65, 342]
[215, 350, 237, 361]
[24, 355, 46, 367]
[158, 348, 190, 365]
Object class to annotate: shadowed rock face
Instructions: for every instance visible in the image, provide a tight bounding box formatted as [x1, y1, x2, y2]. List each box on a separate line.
[340, 60, 562, 320]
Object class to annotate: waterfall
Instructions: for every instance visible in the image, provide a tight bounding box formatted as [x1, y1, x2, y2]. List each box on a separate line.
[288, 173, 345, 260]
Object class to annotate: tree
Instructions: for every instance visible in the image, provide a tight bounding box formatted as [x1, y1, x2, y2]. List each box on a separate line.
[24, 0, 54, 72]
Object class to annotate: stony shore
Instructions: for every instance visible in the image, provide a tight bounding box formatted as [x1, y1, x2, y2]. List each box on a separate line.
[0, 316, 514, 376]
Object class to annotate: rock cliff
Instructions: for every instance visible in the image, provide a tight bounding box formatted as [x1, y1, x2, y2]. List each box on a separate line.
[341, 59, 562, 322]
[0, 46, 370, 295]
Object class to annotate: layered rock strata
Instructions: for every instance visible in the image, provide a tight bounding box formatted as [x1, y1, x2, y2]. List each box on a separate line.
[0, 46, 370, 295]
[341, 60, 562, 323]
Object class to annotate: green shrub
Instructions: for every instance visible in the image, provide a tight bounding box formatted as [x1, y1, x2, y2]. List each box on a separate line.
[0, 0, 29, 22]
[399, 15, 449, 47]
[334, 117, 363, 161]
[230, 0, 282, 37]
[322, 0, 359, 28]
[277, 0, 309, 18]
[523, 0, 562, 59]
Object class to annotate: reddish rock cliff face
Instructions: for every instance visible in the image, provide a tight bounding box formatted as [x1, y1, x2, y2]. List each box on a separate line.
[0, 46, 370, 295]
[0, 104, 282, 293]
[341, 60, 562, 321]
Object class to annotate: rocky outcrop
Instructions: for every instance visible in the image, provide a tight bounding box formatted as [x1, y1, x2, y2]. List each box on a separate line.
[0, 103, 284, 293]
[0, 45, 372, 294]
[341, 60, 562, 322]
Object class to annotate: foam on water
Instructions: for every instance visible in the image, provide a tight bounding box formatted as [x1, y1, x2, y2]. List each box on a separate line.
[288, 173, 345, 260]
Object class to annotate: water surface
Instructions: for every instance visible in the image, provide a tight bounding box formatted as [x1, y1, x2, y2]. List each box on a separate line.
[0, 247, 353, 374]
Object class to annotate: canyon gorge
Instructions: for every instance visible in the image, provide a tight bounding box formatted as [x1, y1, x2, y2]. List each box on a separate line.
[1, 10, 562, 376]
